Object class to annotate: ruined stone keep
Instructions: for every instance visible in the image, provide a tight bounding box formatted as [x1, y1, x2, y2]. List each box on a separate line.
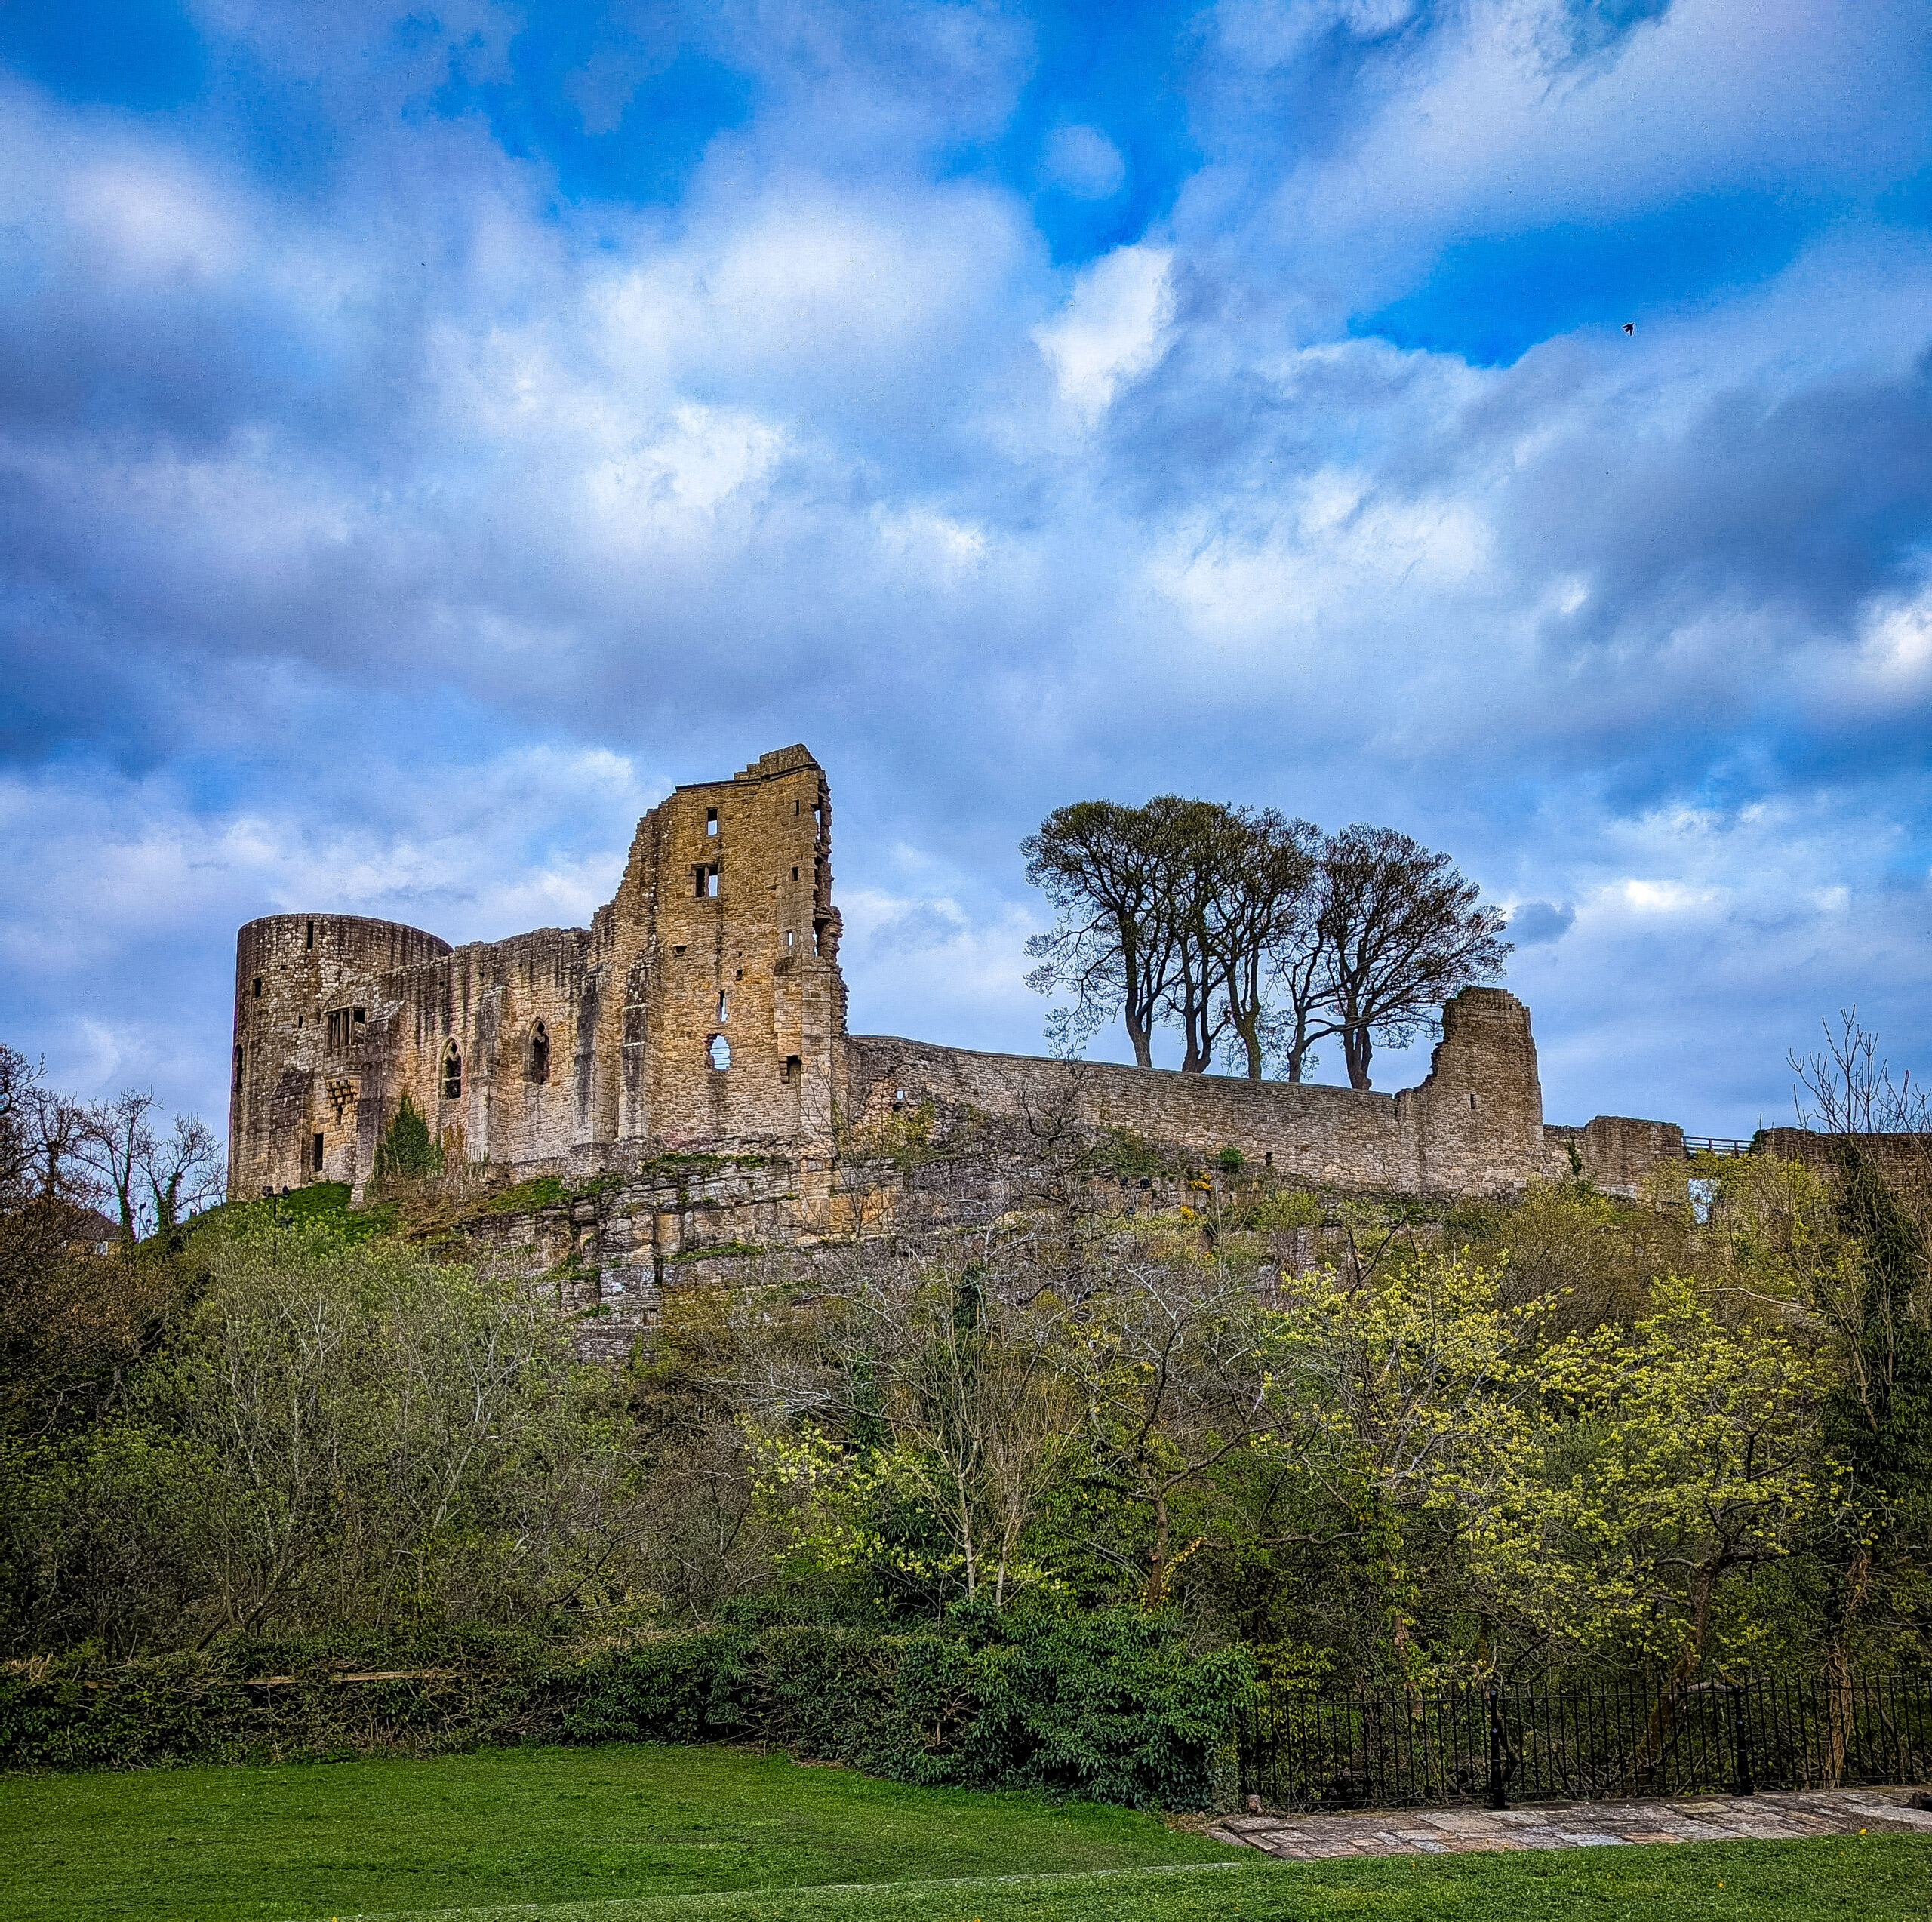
[228, 743, 1684, 1222]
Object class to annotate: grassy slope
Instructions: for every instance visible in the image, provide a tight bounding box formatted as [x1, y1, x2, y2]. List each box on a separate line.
[3, 1743, 1924, 1922]
[0, 1742, 1232, 1922]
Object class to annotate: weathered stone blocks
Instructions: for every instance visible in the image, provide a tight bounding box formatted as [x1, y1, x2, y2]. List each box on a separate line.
[229, 745, 1687, 1215]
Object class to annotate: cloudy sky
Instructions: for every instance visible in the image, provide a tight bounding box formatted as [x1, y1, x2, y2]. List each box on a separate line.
[2, 0, 1929, 1141]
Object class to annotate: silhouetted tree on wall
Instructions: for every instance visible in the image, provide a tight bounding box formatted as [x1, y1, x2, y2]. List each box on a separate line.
[1023, 801, 1184, 1069]
[1023, 801, 1507, 1085]
[1317, 825, 1512, 1089]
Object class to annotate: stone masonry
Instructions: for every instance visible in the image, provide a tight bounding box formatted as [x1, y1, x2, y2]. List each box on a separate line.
[229, 743, 1690, 1222]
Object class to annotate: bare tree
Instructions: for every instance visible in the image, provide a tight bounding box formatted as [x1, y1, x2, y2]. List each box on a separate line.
[1, 1047, 101, 1209]
[77, 1090, 161, 1247]
[1316, 826, 1512, 1089]
[0, 1044, 42, 1204]
[1792, 1008, 1930, 1139]
[140, 1114, 225, 1236]
[1023, 801, 1183, 1067]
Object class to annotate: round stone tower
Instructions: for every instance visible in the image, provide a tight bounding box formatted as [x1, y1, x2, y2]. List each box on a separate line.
[229, 913, 451, 1198]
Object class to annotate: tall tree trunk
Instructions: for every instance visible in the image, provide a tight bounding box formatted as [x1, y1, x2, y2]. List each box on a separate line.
[1343, 1025, 1373, 1090]
[1143, 1486, 1171, 1609]
[1823, 1556, 1870, 1785]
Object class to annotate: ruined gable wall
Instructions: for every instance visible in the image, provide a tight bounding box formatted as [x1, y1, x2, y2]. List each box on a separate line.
[1397, 987, 1546, 1195]
[621, 746, 844, 1153]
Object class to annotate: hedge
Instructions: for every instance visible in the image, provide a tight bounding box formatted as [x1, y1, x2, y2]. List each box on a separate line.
[0, 1610, 1252, 1809]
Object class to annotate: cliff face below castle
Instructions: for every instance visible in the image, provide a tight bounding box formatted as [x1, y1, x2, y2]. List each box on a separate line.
[229, 744, 1686, 1246]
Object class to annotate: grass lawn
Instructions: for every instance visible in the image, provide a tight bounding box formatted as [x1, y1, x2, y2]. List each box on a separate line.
[3, 1745, 1925, 1922]
[0, 1742, 1231, 1921]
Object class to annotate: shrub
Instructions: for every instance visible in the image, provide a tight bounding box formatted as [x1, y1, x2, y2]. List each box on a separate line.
[374, 1095, 441, 1182]
[1, 1613, 1251, 1808]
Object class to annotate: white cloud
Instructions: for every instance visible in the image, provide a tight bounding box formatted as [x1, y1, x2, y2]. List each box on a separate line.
[1032, 244, 1176, 422]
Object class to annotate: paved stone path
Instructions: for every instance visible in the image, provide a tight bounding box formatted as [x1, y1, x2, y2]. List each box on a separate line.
[1208, 1786, 1932, 1859]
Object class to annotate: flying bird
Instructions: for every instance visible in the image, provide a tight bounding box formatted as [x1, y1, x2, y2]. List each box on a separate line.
[1623, 322, 1635, 334]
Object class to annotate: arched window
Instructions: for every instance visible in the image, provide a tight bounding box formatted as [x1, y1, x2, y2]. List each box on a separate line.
[442, 1041, 463, 1101]
[529, 1020, 550, 1085]
[708, 1035, 731, 1072]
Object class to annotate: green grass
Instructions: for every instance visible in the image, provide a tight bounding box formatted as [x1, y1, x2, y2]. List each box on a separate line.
[3, 1745, 1924, 1922]
[0, 1742, 1231, 1922]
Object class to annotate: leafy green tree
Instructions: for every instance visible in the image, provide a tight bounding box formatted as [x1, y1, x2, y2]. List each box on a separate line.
[1260, 1251, 1555, 1683]
[374, 1093, 441, 1182]
[1470, 1276, 1834, 1680]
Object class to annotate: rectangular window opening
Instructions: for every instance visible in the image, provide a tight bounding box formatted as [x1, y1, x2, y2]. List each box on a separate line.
[305, 918, 315, 950]
[694, 864, 718, 898]
[705, 807, 718, 836]
[253, 976, 263, 998]
[312, 1131, 325, 1172]
[716, 991, 728, 1023]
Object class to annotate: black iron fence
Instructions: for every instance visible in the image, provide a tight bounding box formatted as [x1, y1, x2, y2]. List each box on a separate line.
[1238, 1670, 1932, 1810]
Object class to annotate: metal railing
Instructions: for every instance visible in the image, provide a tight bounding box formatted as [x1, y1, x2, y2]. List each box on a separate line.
[1683, 1136, 1755, 1158]
[1237, 1671, 1932, 1810]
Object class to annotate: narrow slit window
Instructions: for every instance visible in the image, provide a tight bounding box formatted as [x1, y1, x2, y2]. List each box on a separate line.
[233, 1044, 245, 1090]
[312, 1131, 325, 1171]
[443, 1042, 462, 1101]
[253, 976, 263, 998]
[791, 866, 798, 881]
[705, 807, 718, 837]
[785, 929, 795, 949]
[716, 991, 728, 1023]
[529, 1020, 550, 1084]
[305, 919, 315, 950]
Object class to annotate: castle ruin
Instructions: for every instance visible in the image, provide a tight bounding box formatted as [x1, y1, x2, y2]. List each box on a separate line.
[228, 744, 1687, 1229]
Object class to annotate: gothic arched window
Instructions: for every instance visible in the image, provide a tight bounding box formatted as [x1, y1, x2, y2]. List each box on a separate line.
[529, 1021, 550, 1085]
[442, 1041, 462, 1101]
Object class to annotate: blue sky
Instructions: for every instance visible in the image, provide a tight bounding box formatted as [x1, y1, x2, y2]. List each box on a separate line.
[2, 0, 1930, 1139]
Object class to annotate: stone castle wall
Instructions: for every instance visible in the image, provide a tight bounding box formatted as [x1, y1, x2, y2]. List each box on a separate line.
[844, 985, 1549, 1199]
[229, 743, 1687, 1210]
[229, 746, 843, 1199]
